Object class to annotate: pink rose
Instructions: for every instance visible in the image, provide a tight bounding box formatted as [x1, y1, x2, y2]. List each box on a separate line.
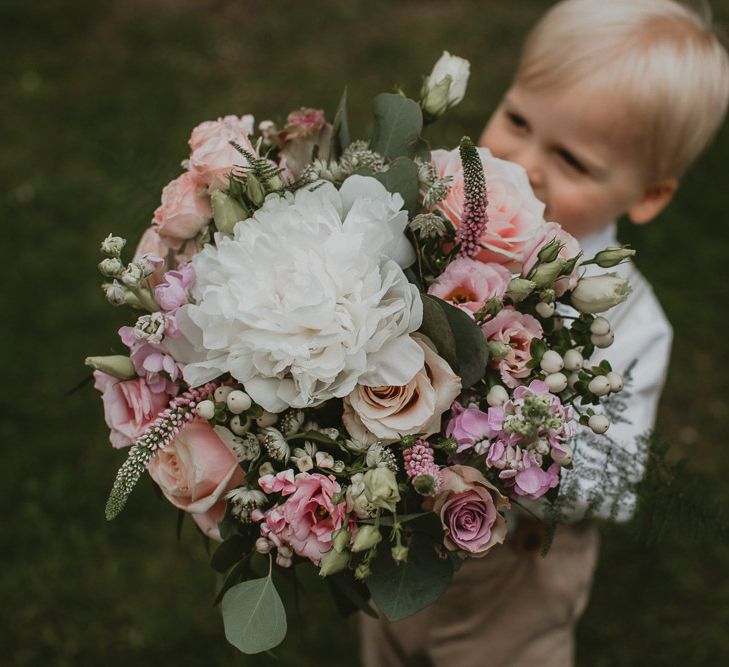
[93, 371, 168, 449]
[432, 465, 508, 557]
[481, 307, 543, 388]
[260, 473, 346, 564]
[281, 108, 327, 140]
[188, 114, 257, 191]
[152, 172, 212, 249]
[521, 221, 582, 296]
[432, 147, 546, 270]
[428, 257, 512, 316]
[342, 334, 462, 443]
[147, 419, 245, 541]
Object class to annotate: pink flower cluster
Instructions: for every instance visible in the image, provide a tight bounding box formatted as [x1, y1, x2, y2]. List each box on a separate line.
[403, 440, 442, 494]
[119, 324, 184, 396]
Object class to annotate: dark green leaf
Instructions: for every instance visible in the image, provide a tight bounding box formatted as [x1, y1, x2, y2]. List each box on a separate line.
[370, 93, 424, 159]
[211, 534, 248, 574]
[327, 572, 378, 619]
[213, 559, 248, 606]
[374, 157, 420, 216]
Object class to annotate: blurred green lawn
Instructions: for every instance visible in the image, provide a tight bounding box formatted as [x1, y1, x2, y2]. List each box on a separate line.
[2, 1, 729, 665]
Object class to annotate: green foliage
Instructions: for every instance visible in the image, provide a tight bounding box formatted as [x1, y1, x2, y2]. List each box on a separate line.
[329, 88, 351, 160]
[374, 156, 420, 216]
[370, 93, 424, 159]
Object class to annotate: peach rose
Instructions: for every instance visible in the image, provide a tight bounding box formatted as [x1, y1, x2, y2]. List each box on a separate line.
[93, 371, 168, 449]
[342, 333, 462, 443]
[432, 147, 546, 270]
[521, 221, 582, 296]
[433, 464, 508, 557]
[147, 419, 245, 541]
[152, 172, 212, 249]
[133, 227, 197, 287]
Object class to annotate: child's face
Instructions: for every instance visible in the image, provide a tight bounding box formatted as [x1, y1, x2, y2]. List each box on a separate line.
[479, 82, 653, 238]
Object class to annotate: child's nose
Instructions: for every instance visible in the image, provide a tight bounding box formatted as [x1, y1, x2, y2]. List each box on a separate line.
[512, 144, 545, 190]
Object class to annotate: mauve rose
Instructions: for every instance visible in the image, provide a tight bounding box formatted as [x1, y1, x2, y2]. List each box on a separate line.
[433, 465, 508, 557]
[342, 333, 462, 443]
[93, 371, 168, 449]
[152, 172, 212, 249]
[521, 221, 582, 296]
[428, 257, 512, 316]
[147, 419, 245, 541]
[188, 114, 257, 191]
[432, 147, 546, 270]
[481, 307, 543, 388]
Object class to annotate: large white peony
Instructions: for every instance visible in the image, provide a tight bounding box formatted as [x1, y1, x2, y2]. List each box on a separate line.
[177, 176, 424, 413]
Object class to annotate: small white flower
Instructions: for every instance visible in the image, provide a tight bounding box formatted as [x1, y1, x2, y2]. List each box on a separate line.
[100, 234, 126, 256]
[103, 281, 126, 306]
[315, 451, 335, 469]
[133, 312, 168, 344]
[121, 262, 144, 287]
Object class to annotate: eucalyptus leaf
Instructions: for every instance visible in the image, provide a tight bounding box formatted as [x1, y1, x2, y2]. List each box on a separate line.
[222, 575, 287, 654]
[419, 294, 458, 370]
[330, 88, 350, 160]
[370, 93, 423, 159]
[211, 534, 247, 574]
[374, 157, 420, 216]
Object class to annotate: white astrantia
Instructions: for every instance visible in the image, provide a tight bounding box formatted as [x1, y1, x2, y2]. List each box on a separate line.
[177, 175, 424, 412]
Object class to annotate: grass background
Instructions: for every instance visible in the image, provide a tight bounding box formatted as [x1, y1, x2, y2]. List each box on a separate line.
[2, 0, 728, 664]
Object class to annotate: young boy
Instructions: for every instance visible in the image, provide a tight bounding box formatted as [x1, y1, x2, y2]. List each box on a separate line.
[360, 1, 729, 665]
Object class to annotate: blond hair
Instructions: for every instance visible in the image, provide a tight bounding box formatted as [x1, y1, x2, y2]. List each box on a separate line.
[516, 0, 729, 180]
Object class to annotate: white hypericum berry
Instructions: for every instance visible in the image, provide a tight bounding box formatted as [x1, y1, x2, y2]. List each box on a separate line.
[545, 372, 568, 393]
[567, 372, 580, 391]
[535, 301, 556, 318]
[563, 349, 584, 371]
[587, 376, 611, 396]
[591, 331, 615, 348]
[230, 415, 251, 435]
[226, 390, 252, 414]
[590, 316, 611, 336]
[214, 385, 234, 403]
[606, 371, 624, 392]
[486, 385, 509, 407]
[256, 411, 278, 428]
[540, 350, 564, 374]
[551, 444, 573, 466]
[588, 414, 610, 434]
[195, 399, 216, 420]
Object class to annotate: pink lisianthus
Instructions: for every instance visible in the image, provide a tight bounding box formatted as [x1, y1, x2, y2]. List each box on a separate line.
[521, 221, 582, 296]
[119, 325, 184, 395]
[481, 307, 543, 387]
[147, 419, 245, 541]
[431, 147, 546, 270]
[428, 258, 512, 317]
[152, 172, 212, 249]
[259, 473, 346, 564]
[188, 114, 257, 191]
[93, 371, 168, 449]
[432, 465, 508, 557]
[258, 469, 297, 496]
[154, 263, 195, 312]
[445, 402, 500, 454]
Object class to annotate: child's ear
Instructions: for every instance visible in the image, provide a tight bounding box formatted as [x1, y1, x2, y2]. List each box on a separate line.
[627, 179, 678, 225]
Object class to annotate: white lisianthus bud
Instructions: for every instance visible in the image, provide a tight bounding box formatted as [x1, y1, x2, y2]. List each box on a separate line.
[195, 399, 216, 420]
[256, 411, 278, 428]
[98, 257, 125, 277]
[332, 527, 351, 553]
[606, 371, 624, 392]
[226, 390, 252, 414]
[592, 247, 636, 268]
[486, 385, 509, 407]
[552, 444, 573, 466]
[120, 262, 144, 287]
[540, 350, 564, 374]
[315, 451, 335, 469]
[354, 562, 372, 581]
[567, 372, 580, 390]
[103, 280, 126, 306]
[211, 190, 249, 235]
[506, 278, 537, 303]
[230, 415, 251, 435]
[535, 301, 556, 318]
[363, 467, 400, 512]
[85, 354, 136, 380]
[563, 349, 583, 371]
[545, 372, 568, 393]
[391, 544, 409, 563]
[590, 316, 611, 336]
[351, 525, 383, 553]
[100, 234, 126, 256]
[255, 538, 272, 554]
[246, 174, 265, 207]
[591, 332, 615, 348]
[570, 274, 630, 314]
[588, 414, 610, 434]
[588, 376, 611, 396]
[487, 340, 511, 361]
[214, 386, 234, 403]
[422, 51, 471, 117]
[318, 548, 350, 577]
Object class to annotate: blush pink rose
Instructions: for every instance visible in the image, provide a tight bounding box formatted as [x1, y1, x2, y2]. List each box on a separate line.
[432, 465, 508, 557]
[261, 473, 346, 564]
[342, 334, 462, 443]
[188, 114, 257, 191]
[428, 258, 512, 316]
[152, 172, 212, 249]
[134, 228, 197, 287]
[432, 147, 546, 270]
[521, 221, 582, 296]
[93, 371, 168, 449]
[481, 307, 543, 388]
[147, 419, 245, 541]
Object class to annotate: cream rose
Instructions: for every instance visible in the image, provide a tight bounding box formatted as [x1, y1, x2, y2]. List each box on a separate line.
[342, 333, 462, 442]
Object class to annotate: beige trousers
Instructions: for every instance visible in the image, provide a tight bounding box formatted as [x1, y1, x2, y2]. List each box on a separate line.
[359, 522, 599, 667]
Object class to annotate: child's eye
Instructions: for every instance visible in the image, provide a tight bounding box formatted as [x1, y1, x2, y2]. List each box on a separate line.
[506, 111, 528, 131]
[557, 149, 587, 174]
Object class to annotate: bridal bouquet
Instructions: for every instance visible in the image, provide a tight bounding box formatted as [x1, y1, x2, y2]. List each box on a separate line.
[88, 53, 633, 653]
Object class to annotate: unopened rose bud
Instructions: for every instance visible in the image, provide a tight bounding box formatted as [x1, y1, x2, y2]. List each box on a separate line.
[587, 376, 611, 396]
[211, 190, 249, 235]
[551, 444, 573, 466]
[590, 317, 612, 336]
[391, 544, 409, 563]
[230, 415, 251, 435]
[506, 278, 537, 303]
[85, 354, 136, 380]
[195, 399, 216, 420]
[246, 174, 265, 207]
[530, 259, 566, 288]
[98, 257, 124, 277]
[318, 548, 350, 577]
[588, 414, 610, 434]
[226, 390, 252, 414]
[591, 332, 615, 348]
[570, 274, 630, 314]
[537, 237, 561, 263]
[592, 246, 636, 268]
[354, 562, 372, 582]
[487, 340, 511, 361]
[606, 371, 624, 392]
[100, 234, 126, 256]
[540, 350, 564, 374]
[351, 525, 383, 553]
[486, 385, 509, 407]
[545, 372, 568, 393]
[421, 51, 470, 118]
[563, 349, 583, 371]
[535, 301, 556, 318]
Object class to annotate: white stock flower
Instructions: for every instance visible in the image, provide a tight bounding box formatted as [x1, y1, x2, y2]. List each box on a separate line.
[178, 176, 423, 412]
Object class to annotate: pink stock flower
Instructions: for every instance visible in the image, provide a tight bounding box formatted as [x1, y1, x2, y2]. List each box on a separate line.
[188, 114, 257, 191]
[119, 325, 184, 395]
[432, 465, 508, 557]
[445, 402, 499, 454]
[93, 371, 168, 449]
[431, 147, 546, 270]
[152, 172, 212, 249]
[521, 221, 582, 296]
[147, 419, 245, 541]
[481, 307, 542, 388]
[260, 473, 346, 564]
[154, 263, 195, 312]
[428, 258, 512, 316]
